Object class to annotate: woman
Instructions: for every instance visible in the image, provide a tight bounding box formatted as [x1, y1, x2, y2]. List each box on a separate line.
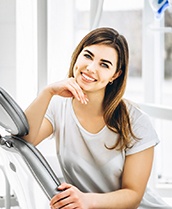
[24, 27, 172, 209]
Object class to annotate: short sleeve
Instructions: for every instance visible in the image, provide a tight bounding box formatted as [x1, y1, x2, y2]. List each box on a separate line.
[45, 96, 60, 132]
[125, 105, 160, 156]
[45, 95, 68, 134]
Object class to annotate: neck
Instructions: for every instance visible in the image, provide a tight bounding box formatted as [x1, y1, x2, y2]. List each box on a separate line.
[72, 95, 106, 134]
[73, 93, 104, 116]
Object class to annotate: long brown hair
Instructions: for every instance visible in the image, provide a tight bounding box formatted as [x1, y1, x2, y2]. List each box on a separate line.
[68, 27, 136, 150]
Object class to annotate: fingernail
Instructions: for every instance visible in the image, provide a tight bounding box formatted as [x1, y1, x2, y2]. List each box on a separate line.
[85, 98, 89, 104]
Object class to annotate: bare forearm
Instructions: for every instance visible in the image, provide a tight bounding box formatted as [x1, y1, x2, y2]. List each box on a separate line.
[85, 189, 141, 209]
[24, 87, 53, 144]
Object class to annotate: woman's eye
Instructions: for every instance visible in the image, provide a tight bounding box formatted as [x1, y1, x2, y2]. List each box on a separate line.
[101, 63, 109, 68]
[84, 54, 92, 59]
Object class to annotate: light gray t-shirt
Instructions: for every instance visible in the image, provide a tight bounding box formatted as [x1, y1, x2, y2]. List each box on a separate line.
[45, 96, 172, 208]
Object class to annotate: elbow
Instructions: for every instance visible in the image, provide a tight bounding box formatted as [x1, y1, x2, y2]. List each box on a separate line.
[132, 192, 143, 209]
[124, 190, 143, 209]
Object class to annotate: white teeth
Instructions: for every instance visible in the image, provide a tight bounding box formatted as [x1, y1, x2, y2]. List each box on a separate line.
[82, 73, 95, 81]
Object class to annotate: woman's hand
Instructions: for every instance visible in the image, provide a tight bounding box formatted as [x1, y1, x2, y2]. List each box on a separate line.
[50, 183, 90, 209]
[48, 78, 88, 104]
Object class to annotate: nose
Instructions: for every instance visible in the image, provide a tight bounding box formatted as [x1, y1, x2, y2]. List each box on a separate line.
[87, 61, 97, 73]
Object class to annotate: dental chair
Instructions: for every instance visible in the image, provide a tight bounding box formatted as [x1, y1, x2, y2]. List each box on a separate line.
[0, 87, 61, 209]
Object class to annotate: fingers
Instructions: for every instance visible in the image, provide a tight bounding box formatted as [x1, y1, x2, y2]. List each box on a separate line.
[49, 77, 89, 104]
[58, 182, 72, 190]
[50, 195, 77, 209]
[50, 184, 74, 209]
[50, 183, 71, 205]
[68, 78, 88, 104]
[50, 183, 81, 209]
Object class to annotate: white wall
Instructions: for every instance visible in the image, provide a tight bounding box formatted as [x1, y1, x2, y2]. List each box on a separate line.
[16, 0, 38, 109]
[47, 0, 75, 84]
[0, 0, 16, 98]
[0, 0, 16, 199]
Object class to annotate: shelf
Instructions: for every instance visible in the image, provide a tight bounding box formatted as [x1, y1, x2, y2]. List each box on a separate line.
[148, 25, 172, 33]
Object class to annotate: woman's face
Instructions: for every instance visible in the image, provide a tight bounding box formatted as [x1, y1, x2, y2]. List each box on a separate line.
[73, 44, 120, 94]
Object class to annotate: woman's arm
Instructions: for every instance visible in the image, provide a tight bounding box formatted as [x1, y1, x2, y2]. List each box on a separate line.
[50, 146, 154, 209]
[23, 88, 54, 145]
[23, 78, 88, 145]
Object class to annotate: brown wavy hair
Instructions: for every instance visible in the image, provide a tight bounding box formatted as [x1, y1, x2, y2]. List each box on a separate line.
[68, 27, 136, 150]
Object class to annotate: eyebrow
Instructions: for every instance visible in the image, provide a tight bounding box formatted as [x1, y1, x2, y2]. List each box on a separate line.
[84, 49, 113, 66]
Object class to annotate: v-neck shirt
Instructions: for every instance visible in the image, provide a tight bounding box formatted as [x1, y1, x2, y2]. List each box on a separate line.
[45, 96, 171, 208]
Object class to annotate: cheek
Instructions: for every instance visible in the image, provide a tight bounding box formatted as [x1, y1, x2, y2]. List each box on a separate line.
[73, 65, 79, 78]
[99, 72, 114, 83]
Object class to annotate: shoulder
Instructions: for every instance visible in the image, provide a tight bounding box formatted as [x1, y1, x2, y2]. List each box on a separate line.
[45, 96, 72, 131]
[124, 99, 154, 132]
[46, 96, 72, 120]
[123, 99, 160, 155]
[48, 96, 71, 110]
[49, 95, 68, 105]
[124, 99, 149, 123]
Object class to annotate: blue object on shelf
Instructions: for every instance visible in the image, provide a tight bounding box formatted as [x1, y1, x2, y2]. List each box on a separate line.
[149, 0, 171, 19]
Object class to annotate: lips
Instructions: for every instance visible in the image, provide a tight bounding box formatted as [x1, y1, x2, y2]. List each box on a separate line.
[81, 72, 97, 82]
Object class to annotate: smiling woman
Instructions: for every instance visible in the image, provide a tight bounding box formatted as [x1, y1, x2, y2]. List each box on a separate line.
[22, 27, 172, 209]
[73, 44, 120, 94]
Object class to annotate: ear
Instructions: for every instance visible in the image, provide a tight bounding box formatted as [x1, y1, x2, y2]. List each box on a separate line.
[110, 70, 122, 82]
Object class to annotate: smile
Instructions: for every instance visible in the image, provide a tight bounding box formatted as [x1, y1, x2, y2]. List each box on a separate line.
[81, 73, 97, 82]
